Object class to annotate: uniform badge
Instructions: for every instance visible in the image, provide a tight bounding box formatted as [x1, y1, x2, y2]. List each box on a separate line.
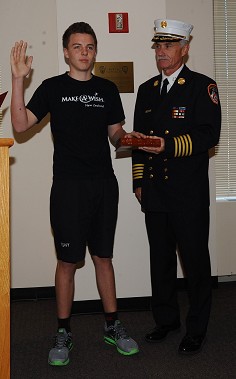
[154, 80, 159, 87]
[172, 106, 186, 118]
[178, 78, 185, 85]
[161, 21, 167, 28]
[208, 84, 219, 105]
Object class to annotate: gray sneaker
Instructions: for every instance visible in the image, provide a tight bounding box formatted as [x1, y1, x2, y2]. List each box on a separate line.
[104, 320, 139, 356]
[48, 328, 73, 366]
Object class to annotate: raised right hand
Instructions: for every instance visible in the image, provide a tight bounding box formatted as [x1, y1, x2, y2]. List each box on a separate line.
[10, 40, 33, 79]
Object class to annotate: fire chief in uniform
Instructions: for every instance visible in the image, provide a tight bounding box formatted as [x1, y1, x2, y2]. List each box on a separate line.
[132, 19, 221, 355]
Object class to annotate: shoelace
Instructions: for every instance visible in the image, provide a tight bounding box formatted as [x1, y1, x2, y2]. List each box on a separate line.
[54, 332, 68, 348]
[114, 324, 129, 340]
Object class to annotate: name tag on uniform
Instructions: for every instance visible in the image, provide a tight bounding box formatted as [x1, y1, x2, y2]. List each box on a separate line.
[172, 106, 186, 118]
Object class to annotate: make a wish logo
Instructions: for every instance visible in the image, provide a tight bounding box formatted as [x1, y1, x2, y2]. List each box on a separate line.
[61, 92, 104, 104]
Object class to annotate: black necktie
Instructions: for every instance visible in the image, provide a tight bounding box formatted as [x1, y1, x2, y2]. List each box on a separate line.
[160, 78, 169, 98]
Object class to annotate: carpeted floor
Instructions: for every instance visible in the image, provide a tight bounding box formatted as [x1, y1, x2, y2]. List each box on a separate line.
[11, 282, 236, 379]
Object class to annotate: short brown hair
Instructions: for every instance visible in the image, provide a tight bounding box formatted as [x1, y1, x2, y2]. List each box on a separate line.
[62, 22, 97, 49]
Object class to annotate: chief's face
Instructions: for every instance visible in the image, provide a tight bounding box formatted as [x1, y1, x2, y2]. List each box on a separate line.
[154, 41, 189, 76]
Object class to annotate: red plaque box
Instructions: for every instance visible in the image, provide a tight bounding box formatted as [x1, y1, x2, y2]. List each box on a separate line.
[116, 137, 161, 151]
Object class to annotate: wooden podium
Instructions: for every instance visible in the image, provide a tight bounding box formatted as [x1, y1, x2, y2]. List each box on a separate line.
[0, 138, 14, 379]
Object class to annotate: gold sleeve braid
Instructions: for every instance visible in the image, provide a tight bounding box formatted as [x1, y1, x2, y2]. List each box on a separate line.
[174, 134, 192, 157]
[132, 164, 144, 180]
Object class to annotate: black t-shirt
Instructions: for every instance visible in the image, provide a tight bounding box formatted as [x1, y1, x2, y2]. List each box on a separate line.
[27, 73, 125, 179]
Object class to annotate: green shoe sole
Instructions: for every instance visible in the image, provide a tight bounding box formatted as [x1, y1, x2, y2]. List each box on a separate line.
[104, 336, 139, 356]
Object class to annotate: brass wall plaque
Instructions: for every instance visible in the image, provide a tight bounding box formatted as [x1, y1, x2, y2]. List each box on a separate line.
[94, 62, 134, 93]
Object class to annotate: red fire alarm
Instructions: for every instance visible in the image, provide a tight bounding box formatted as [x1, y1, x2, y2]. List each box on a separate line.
[108, 13, 129, 33]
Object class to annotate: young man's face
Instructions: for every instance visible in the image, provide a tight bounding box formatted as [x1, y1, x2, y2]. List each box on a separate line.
[63, 33, 97, 74]
[154, 41, 189, 76]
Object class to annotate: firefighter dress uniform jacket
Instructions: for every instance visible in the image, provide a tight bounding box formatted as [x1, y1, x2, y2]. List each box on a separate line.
[132, 65, 221, 213]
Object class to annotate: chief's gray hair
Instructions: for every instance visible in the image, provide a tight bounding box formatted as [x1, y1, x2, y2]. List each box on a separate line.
[179, 39, 189, 47]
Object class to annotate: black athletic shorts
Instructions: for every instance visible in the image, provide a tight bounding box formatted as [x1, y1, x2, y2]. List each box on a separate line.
[50, 177, 119, 263]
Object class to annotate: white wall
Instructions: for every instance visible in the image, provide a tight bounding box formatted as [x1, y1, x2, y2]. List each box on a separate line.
[0, 0, 58, 288]
[1, 0, 228, 301]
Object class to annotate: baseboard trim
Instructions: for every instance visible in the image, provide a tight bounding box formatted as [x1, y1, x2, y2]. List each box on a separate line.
[10, 276, 219, 314]
[10, 286, 56, 301]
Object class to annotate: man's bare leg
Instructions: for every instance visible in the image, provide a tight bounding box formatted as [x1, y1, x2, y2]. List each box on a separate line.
[91, 256, 117, 312]
[55, 260, 77, 319]
[48, 260, 77, 366]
